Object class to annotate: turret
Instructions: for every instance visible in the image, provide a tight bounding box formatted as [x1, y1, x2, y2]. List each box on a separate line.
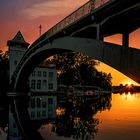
[7, 31, 29, 79]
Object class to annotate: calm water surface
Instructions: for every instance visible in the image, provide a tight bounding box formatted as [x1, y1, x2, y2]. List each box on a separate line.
[1, 93, 140, 140]
[94, 92, 140, 140]
[39, 93, 140, 140]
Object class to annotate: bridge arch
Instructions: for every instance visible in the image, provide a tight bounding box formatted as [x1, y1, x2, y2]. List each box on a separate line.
[13, 36, 140, 92]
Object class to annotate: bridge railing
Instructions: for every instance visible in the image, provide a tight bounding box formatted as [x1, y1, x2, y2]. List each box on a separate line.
[46, 0, 109, 37]
[31, 0, 110, 48]
[12, 0, 110, 85]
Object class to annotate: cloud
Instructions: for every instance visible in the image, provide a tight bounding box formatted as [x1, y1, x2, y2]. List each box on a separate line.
[21, 0, 88, 19]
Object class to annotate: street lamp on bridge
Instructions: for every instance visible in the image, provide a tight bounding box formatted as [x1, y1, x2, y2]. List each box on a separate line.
[39, 24, 42, 36]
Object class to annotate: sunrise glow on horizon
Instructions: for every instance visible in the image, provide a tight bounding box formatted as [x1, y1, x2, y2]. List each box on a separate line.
[96, 62, 140, 86]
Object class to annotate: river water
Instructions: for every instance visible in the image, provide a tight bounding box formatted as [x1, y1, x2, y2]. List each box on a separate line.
[39, 92, 140, 140]
[1, 92, 140, 140]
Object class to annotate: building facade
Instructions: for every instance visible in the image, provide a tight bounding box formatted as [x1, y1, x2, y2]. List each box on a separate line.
[28, 95, 57, 120]
[28, 66, 57, 92]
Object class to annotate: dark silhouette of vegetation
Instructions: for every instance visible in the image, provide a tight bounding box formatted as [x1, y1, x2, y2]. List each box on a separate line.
[44, 52, 112, 90]
[53, 94, 112, 139]
[0, 50, 9, 94]
[0, 50, 9, 130]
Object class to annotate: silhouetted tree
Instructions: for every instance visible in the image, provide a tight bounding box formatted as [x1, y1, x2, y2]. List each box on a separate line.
[43, 52, 112, 89]
[0, 50, 9, 129]
[0, 50, 9, 94]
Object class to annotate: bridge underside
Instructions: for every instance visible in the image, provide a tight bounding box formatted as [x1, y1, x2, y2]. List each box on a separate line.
[14, 36, 140, 92]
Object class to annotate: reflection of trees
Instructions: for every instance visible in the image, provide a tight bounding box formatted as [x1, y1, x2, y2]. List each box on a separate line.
[53, 94, 112, 139]
[98, 94, 112, 111]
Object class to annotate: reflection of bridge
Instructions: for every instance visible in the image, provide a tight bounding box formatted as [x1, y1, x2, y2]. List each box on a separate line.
[8, 0, 140, 140]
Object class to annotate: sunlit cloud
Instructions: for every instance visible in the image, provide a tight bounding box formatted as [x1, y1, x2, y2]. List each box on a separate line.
[21, 0, 89, 19]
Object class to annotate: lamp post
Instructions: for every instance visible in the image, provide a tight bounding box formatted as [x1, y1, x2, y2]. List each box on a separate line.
[39, 25, 42, 36]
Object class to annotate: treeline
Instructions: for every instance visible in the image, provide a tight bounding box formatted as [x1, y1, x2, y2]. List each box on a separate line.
[43, 52, 112, 90]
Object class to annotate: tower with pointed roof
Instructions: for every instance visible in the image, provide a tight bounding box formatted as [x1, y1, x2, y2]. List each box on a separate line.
[7, 31, 29, 80]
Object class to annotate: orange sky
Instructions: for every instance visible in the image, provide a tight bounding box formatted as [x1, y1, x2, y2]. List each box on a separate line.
[0, 0, 140, 85]
[0, 0, 89, 52]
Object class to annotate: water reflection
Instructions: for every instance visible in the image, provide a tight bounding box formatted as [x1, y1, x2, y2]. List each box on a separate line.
[94, 92, 140, 140]
[120, 92, 139, 101]
[39, 94, 112, 140]
[2, 92, 140, 140]
[0, 97, 8, 131]
[0, 96, 8, 140]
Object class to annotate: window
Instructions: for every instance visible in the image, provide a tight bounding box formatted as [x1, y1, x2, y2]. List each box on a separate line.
[13, 123, 16, 128]
[37, 111, 40, 118]
[49, 72, 53, 78]
[31, 111, 35, 118]
[48, 98, 53, 105]
[42, 101, 46, 108]
[43, 80, 47, 88]
[13, 132, 17, 137]
[48, 107, 52, 112]
[43, 71, 47, 77]
[27, 80, 29, 87]
[48, 83, 53, 89]
[32, 71, 36, 77]
[14, 60, 18, 65]
[42, 111, 46, 117]
[38, 71, 41, 77]
[37, 98, 41, 108]
[15, 51, 18, 55]
[48, 106, 53, 117]
[31, 98, 35, 108]
[31, 80, 36, 89]
[37, 80, 41, 89]
[17, 131, 22, 137]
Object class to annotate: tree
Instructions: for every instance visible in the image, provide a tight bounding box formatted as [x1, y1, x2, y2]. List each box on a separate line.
[0, 50, 9, 94]
[44, 52, 112, 89]
[0, 50, 9, 129]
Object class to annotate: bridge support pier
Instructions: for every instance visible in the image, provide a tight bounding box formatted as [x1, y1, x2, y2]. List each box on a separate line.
[122, 32, 129, 47]
[97, 24, 104, 41]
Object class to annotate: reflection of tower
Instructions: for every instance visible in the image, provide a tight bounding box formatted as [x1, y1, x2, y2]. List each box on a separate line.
[7, 31, 29, 140]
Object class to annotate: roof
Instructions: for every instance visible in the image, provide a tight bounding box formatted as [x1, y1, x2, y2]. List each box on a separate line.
[12, 31, 27, 43]
[7, 31, 29, 48]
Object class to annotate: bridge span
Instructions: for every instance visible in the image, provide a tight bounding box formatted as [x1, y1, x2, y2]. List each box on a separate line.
[7, 0, 140, 140]
[14, 37, 140, 92]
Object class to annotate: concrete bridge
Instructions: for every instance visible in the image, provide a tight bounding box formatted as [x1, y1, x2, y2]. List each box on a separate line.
[8, 0, 140, 140]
